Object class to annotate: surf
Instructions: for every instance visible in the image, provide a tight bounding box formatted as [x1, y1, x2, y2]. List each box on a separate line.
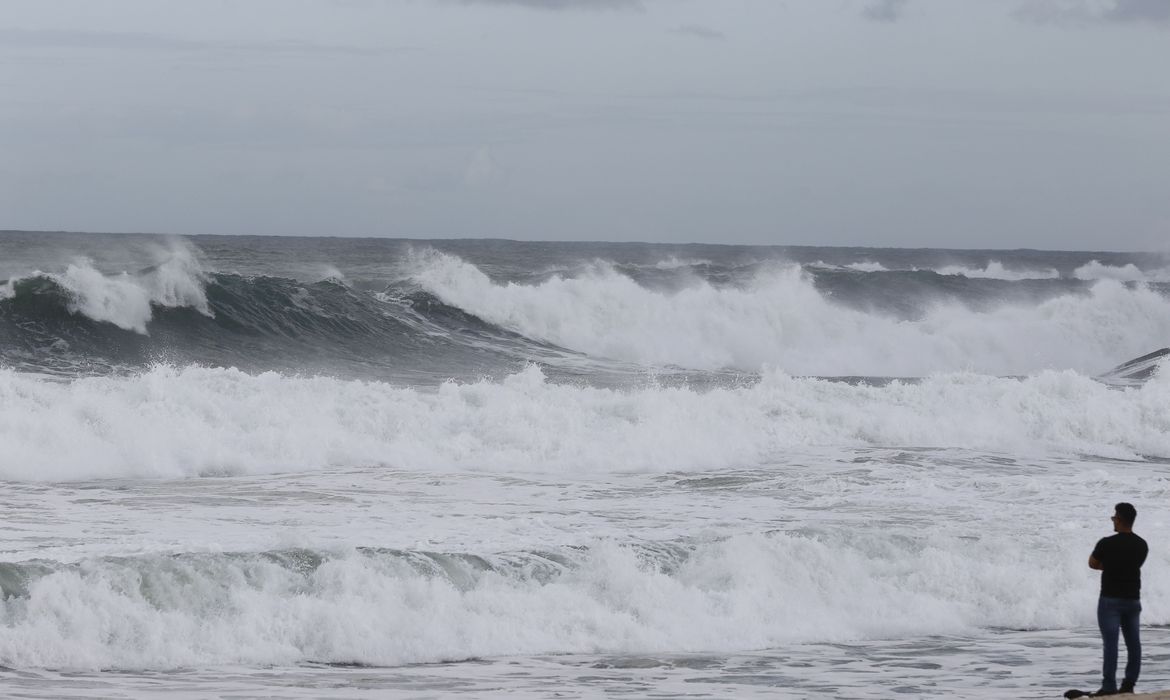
[0, 530, 1137, 671]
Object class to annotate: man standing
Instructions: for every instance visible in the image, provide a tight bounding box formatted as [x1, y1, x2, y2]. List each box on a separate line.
[1088, 502, 1148, 696]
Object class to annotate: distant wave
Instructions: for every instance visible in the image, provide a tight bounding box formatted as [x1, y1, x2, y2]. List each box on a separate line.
[934, 261, 1060, 280]
[2, 363, 1168, 482]
[1072, 260, 1170, 283]
[5, 244, 1170, 378]
[825, 259, 1170, 282]
[409, 250, 1170, 376]
[816, 260, 1060, 280]
[650, 256, 714, 270]
[828, 260, 1061, 280]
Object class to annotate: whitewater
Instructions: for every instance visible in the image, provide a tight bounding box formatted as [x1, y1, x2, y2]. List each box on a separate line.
[2, 231, 1170, 698]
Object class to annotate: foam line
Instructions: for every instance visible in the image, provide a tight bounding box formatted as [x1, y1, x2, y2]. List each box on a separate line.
[2, 364, 1168, 482]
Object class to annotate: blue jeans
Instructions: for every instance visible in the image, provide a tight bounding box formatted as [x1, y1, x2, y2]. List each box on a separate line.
[1098, 596, 1142, 692]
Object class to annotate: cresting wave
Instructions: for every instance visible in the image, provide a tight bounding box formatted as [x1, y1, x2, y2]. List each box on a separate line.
[2, 530, 1163, 670]
[0, 240, 211, 334]
[409, 251, 1170, 375]
[0, 254, 553, 380]
[2, 364, 1169, 482]
[6, 243, 1170, 377]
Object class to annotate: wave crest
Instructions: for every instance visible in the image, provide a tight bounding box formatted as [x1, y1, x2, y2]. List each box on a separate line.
[3, 239, 211, 334]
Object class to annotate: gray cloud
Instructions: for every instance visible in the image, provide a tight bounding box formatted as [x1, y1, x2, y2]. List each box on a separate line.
[0, 28, 400, 55]
[670, 24, 725, 40]
[1013, 1, 1080, 24]
[1104, 0, 1170, 23]
[451, 0, 642, 9]
[1015, 0, 1170, 25]
[862, 0, 910, 23]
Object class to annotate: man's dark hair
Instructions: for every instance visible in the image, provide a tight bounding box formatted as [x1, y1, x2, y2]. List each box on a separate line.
[1115, 502, 1137, 525]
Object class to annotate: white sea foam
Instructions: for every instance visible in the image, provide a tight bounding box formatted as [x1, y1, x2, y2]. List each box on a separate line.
[2, 363, 1168, 482]
[934, 261, 1060, 280]
[3, 523, 1160, 671]
[407, 250, 1170, 375]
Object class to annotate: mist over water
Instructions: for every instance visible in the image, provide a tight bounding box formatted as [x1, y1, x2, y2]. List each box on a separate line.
[2, 231, 1170, 696]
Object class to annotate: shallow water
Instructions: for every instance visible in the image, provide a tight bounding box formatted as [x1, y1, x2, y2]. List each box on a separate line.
[2, 451, 1168, 696]
[5, 629, 1167, 699]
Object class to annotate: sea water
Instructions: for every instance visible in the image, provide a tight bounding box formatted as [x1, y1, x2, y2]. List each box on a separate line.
[2, 231, 1169, 698]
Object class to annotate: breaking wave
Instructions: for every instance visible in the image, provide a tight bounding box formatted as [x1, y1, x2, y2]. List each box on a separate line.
[408, 251, 1170, 376]
[1, 240, 210, 334]
[3, 527, 1165, 671]
[2, 363, 1168, 482]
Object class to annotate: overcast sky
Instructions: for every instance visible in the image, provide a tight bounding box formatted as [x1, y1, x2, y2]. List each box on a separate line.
[1, 0, 1168, 249]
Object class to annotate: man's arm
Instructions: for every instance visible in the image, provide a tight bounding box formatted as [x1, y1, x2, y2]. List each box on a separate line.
[1089, 538, 1106, 570]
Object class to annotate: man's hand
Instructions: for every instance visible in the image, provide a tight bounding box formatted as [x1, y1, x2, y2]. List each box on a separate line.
[1089, 555, 1103, 570]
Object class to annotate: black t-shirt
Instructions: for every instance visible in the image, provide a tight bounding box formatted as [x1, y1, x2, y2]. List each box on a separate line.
[1092, 532, 1148, 599]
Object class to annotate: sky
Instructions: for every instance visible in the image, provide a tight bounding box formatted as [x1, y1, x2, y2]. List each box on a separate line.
[1, 0, 1168, 249]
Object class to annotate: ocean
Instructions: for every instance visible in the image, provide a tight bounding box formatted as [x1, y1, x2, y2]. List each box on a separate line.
[1, 230, 1169, 698]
